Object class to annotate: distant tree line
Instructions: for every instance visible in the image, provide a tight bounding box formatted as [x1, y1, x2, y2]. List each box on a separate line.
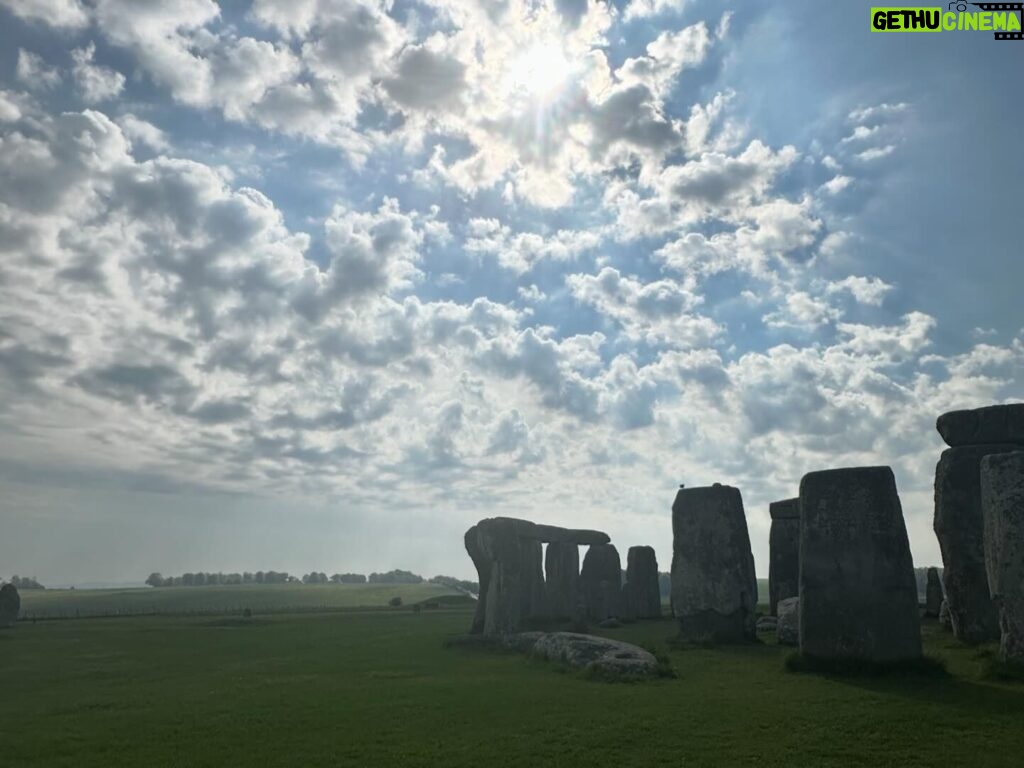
[146, 571, 297, 587]
[143, 568, 480, 593]
[7, 575, 45, 590]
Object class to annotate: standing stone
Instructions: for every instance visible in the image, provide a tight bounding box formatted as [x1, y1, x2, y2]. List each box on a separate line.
[799, 467, 921, 663]
[0, 583, 19, 629]
[671, 484, 758, 643]
[464, 525, 489, 635]
[939, 600, 952, 631]
[520, 539, 546, 623]
[798, 466, 921, 663]
[545, 542, 580, 621]
[776, 597, 799, 646]
[581, 544, 622, 621]
[622, 546, 661, 620]
[934, 445, 1013, 643]
[925, 567, 943, 618]
[768, 498, 800, 616]
[980, 451, 1024, 663]
[937, 404, 1024, 447]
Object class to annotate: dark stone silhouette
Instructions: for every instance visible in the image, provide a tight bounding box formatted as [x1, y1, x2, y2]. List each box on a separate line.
[939, 599, 952, 630]
[799, 466, 921, 663]
[621, 545, 661, 620]
[671, 484, 758, 643]
[465, 517, 609, 636]
[934, 444, 1011, 643]
[925, 567, 943, 618]
[521, 539, 546, 621]
[581, 544, 622, 621]
[768, 497, 800, 616]
[937, 404, 1024, 447]
[0, 583, 19, 629]
[980, 451, 1024, 663]
[544, 542, 580, 621]
[777, 596, 799, 646]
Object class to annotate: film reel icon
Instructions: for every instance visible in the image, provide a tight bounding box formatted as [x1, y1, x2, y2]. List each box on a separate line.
[965, 2, 1024, 38]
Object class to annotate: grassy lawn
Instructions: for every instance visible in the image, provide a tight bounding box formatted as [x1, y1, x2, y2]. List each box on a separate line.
[17, 582, 463, 619]
[2, 607, 1023, 767]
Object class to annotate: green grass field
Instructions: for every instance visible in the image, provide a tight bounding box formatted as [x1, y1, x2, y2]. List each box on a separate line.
[3, 605, 1023, 767]
[17, 582, 464, 619]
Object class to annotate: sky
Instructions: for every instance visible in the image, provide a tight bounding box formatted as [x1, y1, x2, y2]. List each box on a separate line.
[1, 0, 1021, 586]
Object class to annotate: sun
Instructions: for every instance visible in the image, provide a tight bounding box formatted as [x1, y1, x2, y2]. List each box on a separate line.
[508, 41, 574, 101]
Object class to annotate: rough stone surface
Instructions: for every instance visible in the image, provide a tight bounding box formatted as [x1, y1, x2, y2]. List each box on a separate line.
[799, 466, 922, 662]
[0, 583, 19, 629]
[465, 517, 609, 637]
[544, 542, 581, 621]
[934, 445, 1011, 643]
[622, 545, 661, 620]
[598, 617, 622, 629]
[581, 544, 622, 622]
[937, 404, 1024, 448]
[925, 567, 943, 618]
[939, 600, 952, 630]
[768, 498, 800, 616]
[520, 539, 546, 623]
[671, 484, 758, 643]
[981, 451, 1024, 663]
[776, 597, 799, 646]
[756, 616, 778, 632]
[530, 632, 660, 678]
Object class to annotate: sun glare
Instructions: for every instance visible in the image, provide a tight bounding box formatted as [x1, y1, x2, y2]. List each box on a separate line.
[508, 41, 574, 100]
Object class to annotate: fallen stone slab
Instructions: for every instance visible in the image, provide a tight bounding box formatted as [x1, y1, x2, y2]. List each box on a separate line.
[756, 616, 778, 632]
[530, 632, 662, 679]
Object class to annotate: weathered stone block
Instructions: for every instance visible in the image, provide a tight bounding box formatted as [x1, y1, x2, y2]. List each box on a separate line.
[934, 445, 1013, 643]
[622, 545, 661, 620]
[581, 544, 621, 621]
[0, 583, 19, 629]
[777, 597, 799, 646]
[769, 497, 800, 616]
[671, 484, 758, 643]
[981, 451, 1024, 664]
[925, 567, 943, 618]
[937, 404, 1024, 447]
[799, 466, 921, 663]
[544, 541, 580, 621]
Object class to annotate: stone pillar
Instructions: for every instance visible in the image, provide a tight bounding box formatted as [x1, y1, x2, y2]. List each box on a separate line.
[934, 445, 1014, 642]
[622, 545, 661, 620]
[799, 466, 921, 663]
[925, 567, 943, 618]
[980, 451, 1024, 664]
[671, 484, 758, 643]
[0, 583, 19, 629]
[520, 539, 546, 623]
[768, 497, 800, 616]
[581, 544, 622, 621]
[545, 542, 580, 621]
[464, 525, 488, 635]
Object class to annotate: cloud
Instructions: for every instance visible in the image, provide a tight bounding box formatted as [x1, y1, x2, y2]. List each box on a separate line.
[0, 0, 88, 27]
[16, 49, 62, 90]
[71, 44, 127, 103]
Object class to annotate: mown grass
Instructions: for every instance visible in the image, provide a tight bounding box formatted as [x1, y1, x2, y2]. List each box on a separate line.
[1, 609, 1023, 767]
[17, 582, 463, 619]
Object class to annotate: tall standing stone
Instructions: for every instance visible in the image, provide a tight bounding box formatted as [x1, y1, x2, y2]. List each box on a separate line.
[520, 539, 546, 622]
[768, 498, 800, 616]
[622, 545, 661, 620]
[581, 544, 622, 621]
[671, 484, 758, 643]
[925, 567, 943, 618]
[980, 451, 1024, 664]
[464, 525, 489, 635]
[934, 444, 1014, 643]
[799, 466, 922, 663]
[545, 542, 580, 621]
[0, 583, 19, 629]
